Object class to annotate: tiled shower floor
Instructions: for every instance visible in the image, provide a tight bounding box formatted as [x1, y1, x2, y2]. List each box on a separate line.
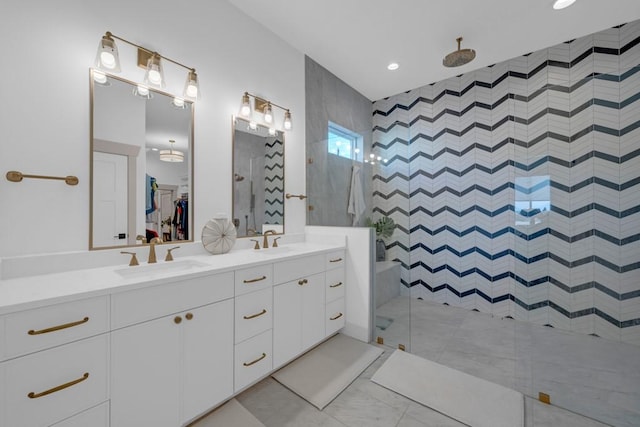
[376, 296, 640, 427]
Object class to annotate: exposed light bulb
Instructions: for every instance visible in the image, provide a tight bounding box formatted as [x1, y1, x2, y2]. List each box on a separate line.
[240, 93, 251, 117]
[148, 70, 161, 85]
[553, 0, 576, 9]
[172, 97, 185, 108]
[268, 127, 277, 136]
[101, 52, 116, 69]
[263, 102, 273, 124]
[283, 110, 292, 130]
[93, 71, 107, 84]
[137, 85, 149, 96]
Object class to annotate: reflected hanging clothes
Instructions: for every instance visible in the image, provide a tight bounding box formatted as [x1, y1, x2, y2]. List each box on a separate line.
[347, 165, 366, 226]
[172, 199, 189, 240]
[145, 174, 158, 215]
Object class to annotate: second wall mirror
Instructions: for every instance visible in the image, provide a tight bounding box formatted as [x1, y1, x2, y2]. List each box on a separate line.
[232, 117, 284, 238]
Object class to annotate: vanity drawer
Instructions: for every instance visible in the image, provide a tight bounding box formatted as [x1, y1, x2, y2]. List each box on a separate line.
[234, 329, 272, 392]
[273, 254, 324, 284]
[326, 298, 346, 336]
[2, 296, 109, 361]
[2, 334, 109, 427]
[235, 264, 273, 296]
[235, 287, 273, 344]
[325, 268, 345, 303]
[111, 271, 234, 329]
[325, 251, 346, 270]
[51, 401, 109, 427]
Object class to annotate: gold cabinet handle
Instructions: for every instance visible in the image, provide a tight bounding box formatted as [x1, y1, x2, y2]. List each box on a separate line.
[174, 316, 182, 324]
[243, 309, 267, 320]
[28, 317, 89, 335]
[298, 279, 308, 286]
[185, 313, 193, 320]
[329, 258, 343, 263]
[243, 352, 267, 367]
[243, 275, 267, 284]
[330, 282, 343, 288]
[28, 372, 89, 399]
[330, 312, 343, 321]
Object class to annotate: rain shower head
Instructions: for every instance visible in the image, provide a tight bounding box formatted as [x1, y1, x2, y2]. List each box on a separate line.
[443, 37, 476, 68]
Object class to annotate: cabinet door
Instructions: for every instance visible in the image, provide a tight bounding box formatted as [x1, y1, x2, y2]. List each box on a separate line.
[301, 272, 326, 349]
[273, 281, 301, 368]
[182, 299, 234, 424]
[111, 316, 181, 427]
[52, 402, 109, 427]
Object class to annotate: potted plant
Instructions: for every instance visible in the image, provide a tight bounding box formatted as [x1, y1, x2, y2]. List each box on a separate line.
[365, 216, 395, 261]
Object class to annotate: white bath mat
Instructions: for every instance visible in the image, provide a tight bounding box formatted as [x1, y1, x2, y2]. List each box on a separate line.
[192, 398, 264, 427]
[371, 350, 524, 427]
[272, 334, 383, 410]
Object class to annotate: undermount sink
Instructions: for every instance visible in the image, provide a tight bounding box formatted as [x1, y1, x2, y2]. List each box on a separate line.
[254, 246, 292, 256]
[115, 259, 209, 279]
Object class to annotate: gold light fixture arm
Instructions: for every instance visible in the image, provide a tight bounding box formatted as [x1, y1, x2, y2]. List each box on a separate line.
[105, 31, 195, 73]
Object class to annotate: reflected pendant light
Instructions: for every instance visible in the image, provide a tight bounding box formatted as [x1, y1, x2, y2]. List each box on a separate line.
[160, 139, 184, 162]
[443, 37, 476, 68]
[183, 69, 199, 100]
[144, 53, 165, 88]
[95, 32, 121, 72]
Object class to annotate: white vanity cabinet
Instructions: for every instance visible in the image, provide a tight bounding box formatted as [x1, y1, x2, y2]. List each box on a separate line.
[110, 272, 234, 427]
[272, 254, 329, 368]
[0, 296, 110, 427]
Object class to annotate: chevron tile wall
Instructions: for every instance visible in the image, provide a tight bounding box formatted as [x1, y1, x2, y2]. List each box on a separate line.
[264, 137, 284, 225]
[372, 20, 640, 345]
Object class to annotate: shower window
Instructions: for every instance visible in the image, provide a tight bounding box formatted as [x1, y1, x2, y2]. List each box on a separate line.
[328, 122, 363, 162]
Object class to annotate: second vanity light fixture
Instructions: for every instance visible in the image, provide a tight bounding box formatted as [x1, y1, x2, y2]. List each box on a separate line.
[95, 31, 200, 101]
[239, 92, 292, 134]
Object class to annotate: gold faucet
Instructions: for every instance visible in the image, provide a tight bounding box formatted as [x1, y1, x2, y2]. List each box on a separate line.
[148, 237, 163, 263]
[262, 230, 277, 249]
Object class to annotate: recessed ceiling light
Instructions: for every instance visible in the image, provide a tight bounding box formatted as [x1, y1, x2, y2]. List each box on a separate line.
[387, 62, 399, 71]
[553, 0, 576, 10]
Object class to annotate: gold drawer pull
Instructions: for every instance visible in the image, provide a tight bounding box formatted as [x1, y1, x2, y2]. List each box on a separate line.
[329, 258, 343, 263]
[243, 309, 267, 320]
[330, 312, 343, 321]
[28, 317, 89, 335]
[28, 372, 89, 399]
[298, 279, 308, 286]
[243, 275, 267, 284]
[330, 282, 343, 288]
[243, 352, 267, 367]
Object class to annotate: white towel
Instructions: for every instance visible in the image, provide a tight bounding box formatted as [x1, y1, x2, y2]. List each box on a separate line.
[347, 165, 366, 226]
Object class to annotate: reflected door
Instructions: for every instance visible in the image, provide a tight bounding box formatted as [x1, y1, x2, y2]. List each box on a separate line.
[93, 152, 128, 247]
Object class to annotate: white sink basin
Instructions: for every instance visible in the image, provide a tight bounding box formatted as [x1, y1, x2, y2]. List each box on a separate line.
[254, 246, 292, 257]
[115, 259, 209, 279]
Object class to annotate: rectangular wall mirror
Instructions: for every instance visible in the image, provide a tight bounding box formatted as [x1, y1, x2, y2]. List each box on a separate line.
[90, 70, 194, 249]
[232, 117, 284, 238]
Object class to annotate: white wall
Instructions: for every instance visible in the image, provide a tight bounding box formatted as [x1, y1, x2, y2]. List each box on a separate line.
[0, 0, 306, 257]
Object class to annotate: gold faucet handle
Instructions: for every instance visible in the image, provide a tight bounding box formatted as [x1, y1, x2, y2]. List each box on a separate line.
[165, 246, 180, 261]
[120, 251, 139, 266]
[250, 239, 260, 250]
[150, 237, 163, 244]
[136, 235, 147, 244]
[273, 237, 281, 247]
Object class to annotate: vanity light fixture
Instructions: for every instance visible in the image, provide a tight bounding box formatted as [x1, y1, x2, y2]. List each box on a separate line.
[160, 139, 184, 163]
[238, 92, 293, 132]
[172, 97, 186, 108]
[94, 31, 200, 100]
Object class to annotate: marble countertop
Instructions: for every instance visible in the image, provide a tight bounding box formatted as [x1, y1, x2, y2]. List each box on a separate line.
[0, 241, 345, 315]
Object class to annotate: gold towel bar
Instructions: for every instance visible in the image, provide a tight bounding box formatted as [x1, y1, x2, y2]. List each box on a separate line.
[6, 170, 79, 186]
[28, 373, 89, 399]
[285, 193, 307, 200]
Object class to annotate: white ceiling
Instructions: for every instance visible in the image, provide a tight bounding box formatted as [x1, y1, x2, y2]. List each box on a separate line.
[226, 0, 640, 101]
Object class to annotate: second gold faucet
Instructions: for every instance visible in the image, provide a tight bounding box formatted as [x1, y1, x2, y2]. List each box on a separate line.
[262, 230, 277, 249]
